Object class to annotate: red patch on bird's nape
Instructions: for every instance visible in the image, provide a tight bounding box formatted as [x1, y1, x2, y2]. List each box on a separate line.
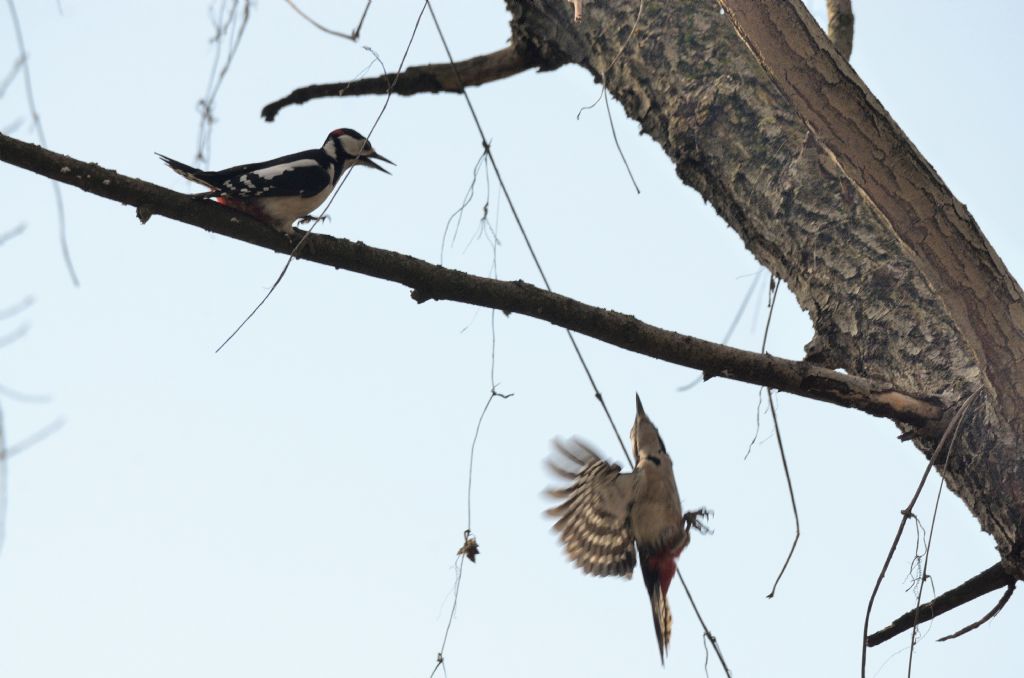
[330, 127, 359, 139]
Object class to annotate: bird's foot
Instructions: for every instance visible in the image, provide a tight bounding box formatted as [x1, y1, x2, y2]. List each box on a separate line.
[297, 214, 331, 226]
[683, 507, 713, 535]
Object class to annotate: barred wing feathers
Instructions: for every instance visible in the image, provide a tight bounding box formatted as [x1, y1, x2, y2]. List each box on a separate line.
[545, 439, 637, 578]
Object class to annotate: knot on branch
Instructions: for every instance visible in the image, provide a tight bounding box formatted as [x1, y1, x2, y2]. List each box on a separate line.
[410, 288, 433, 304]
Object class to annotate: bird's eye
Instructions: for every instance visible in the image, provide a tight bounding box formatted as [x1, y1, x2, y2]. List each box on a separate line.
[647, 456, 662, 466]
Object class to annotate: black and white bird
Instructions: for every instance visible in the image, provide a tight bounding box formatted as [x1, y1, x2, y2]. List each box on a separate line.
[157, 128, 393, 235]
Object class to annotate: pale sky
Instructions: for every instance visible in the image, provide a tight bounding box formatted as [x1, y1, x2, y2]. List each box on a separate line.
[1, 1, 1022, 677]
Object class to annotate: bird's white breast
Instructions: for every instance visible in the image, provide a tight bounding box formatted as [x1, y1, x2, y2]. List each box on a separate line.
[255, 165, 335, 232]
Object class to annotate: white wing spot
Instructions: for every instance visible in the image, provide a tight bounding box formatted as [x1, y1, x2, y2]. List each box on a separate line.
[252, 158, 319, 181]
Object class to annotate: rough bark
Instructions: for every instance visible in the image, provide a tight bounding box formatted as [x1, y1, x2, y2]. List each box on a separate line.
[718, 0, 1024, 567]
[503, 0, 1022, 576]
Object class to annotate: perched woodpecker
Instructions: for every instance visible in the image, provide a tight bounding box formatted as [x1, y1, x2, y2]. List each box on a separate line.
[545, 395, 709, 664]
[157, 128, 393, 235]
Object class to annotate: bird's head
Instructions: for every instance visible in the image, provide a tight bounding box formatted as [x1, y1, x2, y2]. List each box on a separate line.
[324, 128, 395, 174]
[630, 394, 670, 468]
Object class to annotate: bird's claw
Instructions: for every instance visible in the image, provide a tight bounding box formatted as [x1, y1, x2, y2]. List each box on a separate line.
[297, 214, 331, 225]
[683, 507, 713, 535]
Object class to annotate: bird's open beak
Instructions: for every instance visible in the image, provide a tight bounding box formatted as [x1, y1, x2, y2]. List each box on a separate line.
[362, 151, 395, 174]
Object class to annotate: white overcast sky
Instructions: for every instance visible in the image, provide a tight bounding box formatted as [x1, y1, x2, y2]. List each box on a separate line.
[1, 1, 1022, 677]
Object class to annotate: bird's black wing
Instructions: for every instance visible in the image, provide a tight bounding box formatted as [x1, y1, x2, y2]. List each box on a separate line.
[202, 157, 331, 199]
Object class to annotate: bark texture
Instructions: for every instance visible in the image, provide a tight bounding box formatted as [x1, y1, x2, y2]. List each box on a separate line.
[503, 0, 1022, 575]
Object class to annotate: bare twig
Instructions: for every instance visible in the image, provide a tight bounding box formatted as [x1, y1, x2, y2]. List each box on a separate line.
[575, 0, 645, 193]
[754, 276, 778, 357]
[0, 295, 33, 321]
[439, 149, 489, 265]
[867, 562, 1016, 646]
[679, 270, 764, 392]
[0, 55, 24, 98]
[861, 388, 983, 678]
[826, 0, 854, 60]
[5, 416, 63, 457]
[906, 390, 972, 673]
[674, 570, 733, 677]
[938, 580, 1016, 642]
[743, 275, 800, 598]
[429, 547, 466, 678]
[0, 322, 28, 348]
[261, 45, 545, 121]
[0, 382, 50, 403]
[283, 0, 371, 41]
[4, 0, 78, 285]
[904, 513, 928, 594]
[0, 131, 949, 429]
[907, 451, 948, 673]
[195, 0, 251, 165]
[745, 275, 778, 457]
[765, 390, 799, 598]
[465, 356, 506, 532]
[1, 117, 23, 135]
[601, 88, 640, 193]
[744, 388, 766, 460]
[431, 178, 509, 674]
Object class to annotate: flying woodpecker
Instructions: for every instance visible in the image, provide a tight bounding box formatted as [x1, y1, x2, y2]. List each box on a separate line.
[545, 395, 710, 664]
[157, 128, 393, 235]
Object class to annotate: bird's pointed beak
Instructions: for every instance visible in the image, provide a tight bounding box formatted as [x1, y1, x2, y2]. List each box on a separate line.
[635, 393, 645, 416]
[361, 151, 395, 174]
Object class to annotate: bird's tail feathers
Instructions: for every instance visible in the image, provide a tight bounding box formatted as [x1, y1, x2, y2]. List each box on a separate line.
[156, 153, 217, 190]
[640, 557, 674, 665]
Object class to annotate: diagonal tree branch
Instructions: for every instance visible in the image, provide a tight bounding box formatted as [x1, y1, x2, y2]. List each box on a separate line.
[867, 561, 1016, 646]
[716, 0, 1024, 443]
[0, 131, 944, 429]
[713, 0, 1024, 583]
[938, 578, 1016, 642]
[261, 45, 549, 121]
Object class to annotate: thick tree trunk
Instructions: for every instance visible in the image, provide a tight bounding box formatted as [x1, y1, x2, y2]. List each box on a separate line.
[504, 0, 1022, 576]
